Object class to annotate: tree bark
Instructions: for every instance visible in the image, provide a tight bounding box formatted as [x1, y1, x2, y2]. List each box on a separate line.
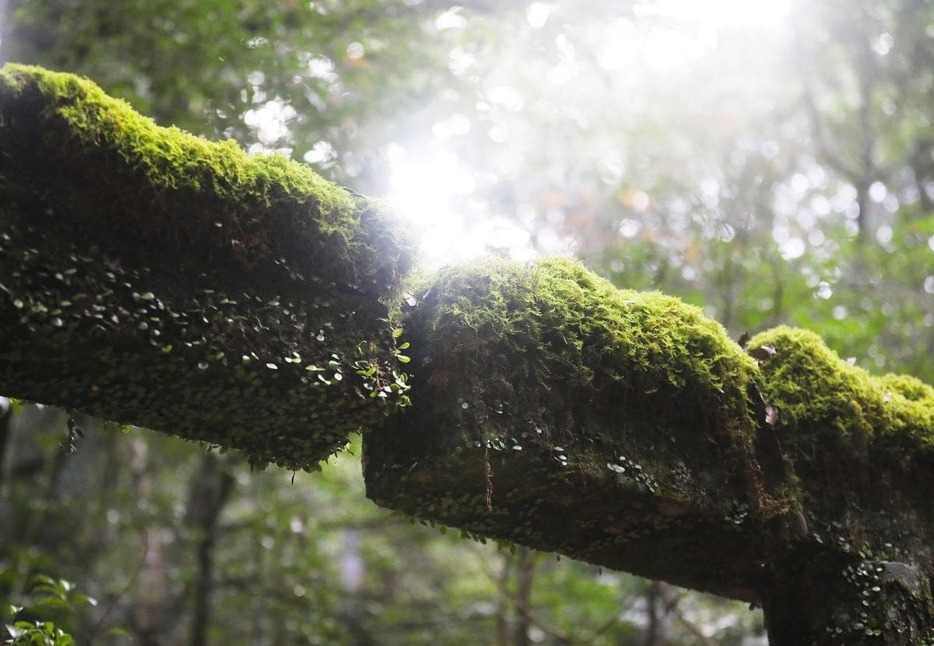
[513, 547, 535, 646]
[364, 260, 934, 643]
[495, 554, 513, 646]
[644, 581, 667, 646]
[0, 400, 10, 485]
[762, 549, 933, 645]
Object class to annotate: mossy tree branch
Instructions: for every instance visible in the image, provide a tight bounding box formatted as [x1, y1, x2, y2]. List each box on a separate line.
[1, 65, 932, 643]
[0, 64, 416, 470]
[363, 259, 934, 644]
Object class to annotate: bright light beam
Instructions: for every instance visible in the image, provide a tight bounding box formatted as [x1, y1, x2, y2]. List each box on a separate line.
[387, 143, 535, 268]
[386, 144, 485, 268]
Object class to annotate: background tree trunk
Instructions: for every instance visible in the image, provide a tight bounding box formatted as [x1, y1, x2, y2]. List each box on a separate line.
[185, 454, 235, 646]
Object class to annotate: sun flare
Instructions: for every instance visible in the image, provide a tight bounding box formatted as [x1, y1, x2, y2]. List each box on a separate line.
[386, 0, 795, 267]
[387, 144, 535, 268]
[386, 144, 482, 267]
[656, 0, 794, 28]
[620, 0, 796, 70]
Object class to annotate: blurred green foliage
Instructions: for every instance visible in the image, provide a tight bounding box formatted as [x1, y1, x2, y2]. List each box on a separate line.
[2, 574, 96, 645]
[1, 0, 931, 642]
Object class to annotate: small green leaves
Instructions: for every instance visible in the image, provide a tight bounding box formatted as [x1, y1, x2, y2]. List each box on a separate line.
[552, 446, 569, 467]
[604, 455, 657, 492]
[2, 574, 95, 645]
[390, 327, 413, 363]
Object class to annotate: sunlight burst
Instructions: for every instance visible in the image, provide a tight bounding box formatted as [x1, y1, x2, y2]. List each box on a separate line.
[387, 0, 795, 267]
[387, 144, 534, 268]
[386, 144, 483, 267]
[657, 0, 794, 28]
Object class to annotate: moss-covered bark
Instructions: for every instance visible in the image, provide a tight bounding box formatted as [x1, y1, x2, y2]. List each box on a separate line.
[2, 65, 932, 643]
[748, 327, 934, 643]
[365, 258, 777, 599]
[762, 550, 933, 644]
[0, 64, 416, 469]
[363, 258, 934, 644]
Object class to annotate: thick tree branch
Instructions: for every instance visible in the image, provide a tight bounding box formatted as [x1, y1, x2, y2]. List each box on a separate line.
[363, 258, 934, 643]
[0, 64, 416, 469]
[1, 65, 932, 643]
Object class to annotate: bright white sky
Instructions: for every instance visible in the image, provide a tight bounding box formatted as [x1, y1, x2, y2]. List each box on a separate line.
[654, 0, 793, 25]
[387, 0, 794, 268]
[386, 144, 491, 266]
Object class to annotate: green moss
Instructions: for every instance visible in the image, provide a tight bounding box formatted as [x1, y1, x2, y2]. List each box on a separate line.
[367, 261, 934, 598]
[414, 255, 765, 461]
[747, 326, 934, 562]
[418, 256, 759, 421]
[748, 326, 934, 459]
[0, 64, 415, 469]
[0, 63, 415, 298]
[7, 63, 352, 206]
[366, 257, 776, 598]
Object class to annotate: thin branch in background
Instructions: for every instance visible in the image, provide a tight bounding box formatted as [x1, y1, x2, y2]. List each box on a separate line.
[644, 581, 665, 646]
[495, 551, 513, 646]
[513, 547, 535, 646]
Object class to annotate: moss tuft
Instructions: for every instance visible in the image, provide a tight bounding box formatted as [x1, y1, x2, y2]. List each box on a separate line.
[748, 326, 934, 569]
[748, 326, 934, 464]
[0, 63, 416, 298]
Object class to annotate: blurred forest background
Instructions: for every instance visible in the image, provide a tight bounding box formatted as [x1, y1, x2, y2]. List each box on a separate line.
[1, 0, 932, 643]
